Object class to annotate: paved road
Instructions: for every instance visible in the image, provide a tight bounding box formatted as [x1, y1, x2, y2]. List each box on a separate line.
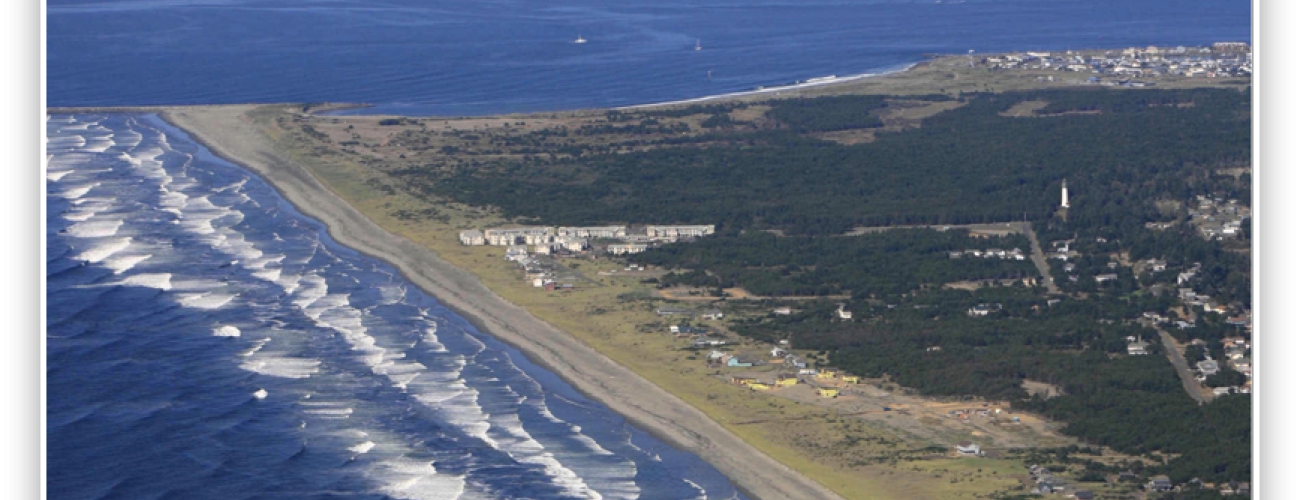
[1156, 328, 1213, 404]
[1019, 222, 1061, 294]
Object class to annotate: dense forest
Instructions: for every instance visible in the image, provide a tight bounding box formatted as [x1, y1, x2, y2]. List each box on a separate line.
[632, 229, 1035, 297]
[402, 88, 1249, 236]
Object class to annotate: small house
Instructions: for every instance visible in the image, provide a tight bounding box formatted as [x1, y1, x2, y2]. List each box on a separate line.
[701, 309, 725, 320]
[459, 230, 486, 246]
[749, 382, 773, 391]
[817, 370, 837, 380]
[656, 307, 692, 316]
[1127, 342, 1149, 356]
[1149, 475, 1173, 491]
[785, 355, 808, 368]
[955, 441, 982, 456]
[776, 376, 799, 387]
[727, 354, 764, 368]
[817, 388, 839, 398]
[770, 346, 787, 358]
[842, 375, 860, 384]
[731, 377, 755, 386]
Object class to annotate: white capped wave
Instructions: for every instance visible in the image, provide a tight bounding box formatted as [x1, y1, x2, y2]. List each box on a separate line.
[103, 253, 152, 274]
[61, 182, 100, 200]
[213, 325, 241, 337]
[120, 273, 172, 290]
[253, 389, 269, 400]
[371, 457, 469, 500]
[75, 236, 132, 263]
[241, 355, 322, 379]
[241, 337, 272, 357]
[65, 218, 124, 238]
[683, 479, 708, 500]
[349, 441, 376, 454]
[177, 292, 236, 309]
[47, 170, 73, 182]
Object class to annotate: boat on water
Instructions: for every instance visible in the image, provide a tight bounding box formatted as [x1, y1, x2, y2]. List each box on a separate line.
[574, 35, 587, 44]
[695, 39, 702, 51]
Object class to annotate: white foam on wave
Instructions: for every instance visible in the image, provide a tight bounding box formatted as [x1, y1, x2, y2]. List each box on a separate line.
[177, 292, 237, 310]
[349, 441, 376, 454]
[241, 337, 272, 357]
[213, 325, 241, 337]
[370, 456, 469, 500]
[102, 253, 152, 274]
[64, 218, 123, 238]
[75, 237, 132, 263]
[241, 355, 322, 379]
[299, 401, 354, 419]
[47, 170, 72, 182]
[253, 389, 269, 400]
[683, 479, 708, 500]
[61, 182, 100, 200]
[120, 273, 172, 290]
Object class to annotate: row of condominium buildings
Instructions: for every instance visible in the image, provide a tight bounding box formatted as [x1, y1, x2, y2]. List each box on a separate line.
[459, 224, 716, 255]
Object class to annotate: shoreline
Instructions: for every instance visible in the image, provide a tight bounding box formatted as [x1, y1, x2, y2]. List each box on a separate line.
[614, 61, 922, 110]
[155, 106, 847, 500]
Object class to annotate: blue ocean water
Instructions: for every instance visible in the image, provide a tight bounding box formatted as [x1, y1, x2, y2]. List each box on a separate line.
[46, 114, 745, 500]
[48, 0, 1250, 116]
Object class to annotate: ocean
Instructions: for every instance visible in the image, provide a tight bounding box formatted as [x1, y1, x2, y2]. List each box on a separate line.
[46, 114, 744, 500]
[47, 0, 1251, 116]
[46, 1, 1251, 498]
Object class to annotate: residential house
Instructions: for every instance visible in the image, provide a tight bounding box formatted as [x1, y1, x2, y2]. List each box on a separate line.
[955, 441, 983, 456]
[776, 375, 799, 387]
[556, 226, 626, 239]
[817, 370, 837, 380]
[1197, 359, 1220, 376]
[1212, 387, 1234, 397]
[784, 355, 808, 369]
[842, 375, 860, 384]
[692, 337, 728, 348]
[727, 354, 764, 367]
[1149, 476, 1173, 492]
[606, 243, 648, 255]
[770, 346, 787, 358]
[1127, 342, 1149, 356]
[817, 388, 840, 398]
[968, 303, 1001, 317]
[730, 376, 755, 386]
[459, 230, 486, 246]
[645, 225, 716, 239]
[701, 309, 724, 320]
[749, 382, 773, 391]
[1148, 259, 1168, 272]
[706, 350, 727, 363]
[1095, 273, 1119, 283]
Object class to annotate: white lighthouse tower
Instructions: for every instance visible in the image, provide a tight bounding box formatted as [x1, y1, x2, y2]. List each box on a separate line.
[1060, 179, 1070, 208]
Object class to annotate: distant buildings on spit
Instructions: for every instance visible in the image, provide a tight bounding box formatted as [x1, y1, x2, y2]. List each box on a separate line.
[460, 224, 715, 255]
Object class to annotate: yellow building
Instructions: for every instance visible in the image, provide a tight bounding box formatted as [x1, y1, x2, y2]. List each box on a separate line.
[749, 383, 773, 391]
[842, 375, 860, 384]
[817, 388, 840, 398]
[731, 377, 756, 386]
[776, 377, 799, 387]
[817, 370, 837, 380]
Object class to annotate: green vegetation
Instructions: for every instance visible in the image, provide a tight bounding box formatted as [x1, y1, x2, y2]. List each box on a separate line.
[384, 87, 1252, 485]
[633, 229, 1035, 297]
[401, 88, 1248, 236]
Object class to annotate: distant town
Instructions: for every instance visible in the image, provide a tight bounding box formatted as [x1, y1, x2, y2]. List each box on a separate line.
[976, 42, 1251, 86]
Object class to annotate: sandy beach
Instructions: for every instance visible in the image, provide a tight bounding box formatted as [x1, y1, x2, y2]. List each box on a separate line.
[160, 105, 847, 500]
